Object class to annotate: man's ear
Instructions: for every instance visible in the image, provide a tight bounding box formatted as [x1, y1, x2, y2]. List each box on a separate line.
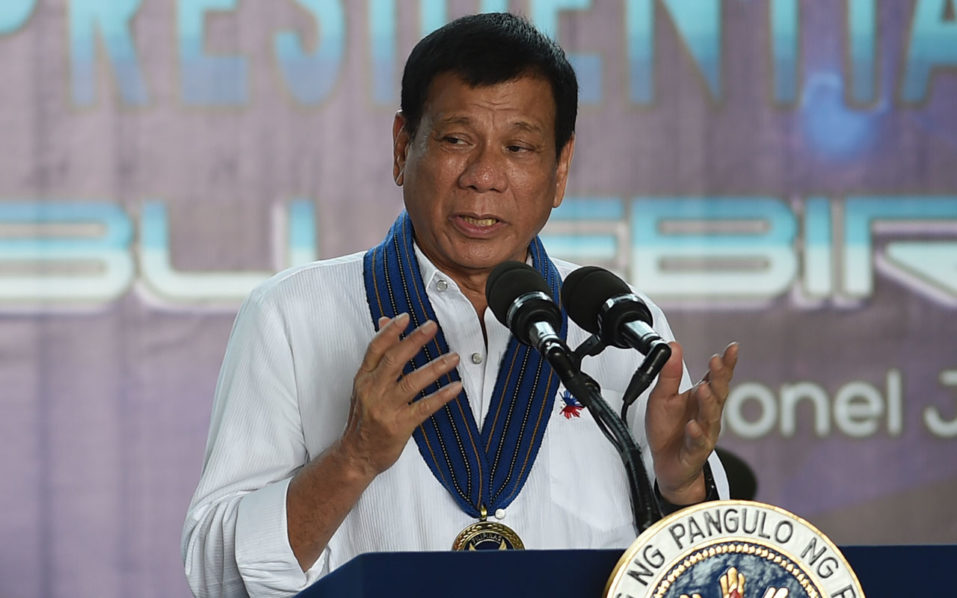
[392, 111, 410, 186]
[552, 133, 576, 209]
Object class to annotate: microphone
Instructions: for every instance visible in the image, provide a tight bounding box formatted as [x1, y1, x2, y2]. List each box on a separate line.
[485, 261, 578, 382]
[491, 262, 664, 532]
[561, 266, 672, 421]
[561, 266, 667, 354]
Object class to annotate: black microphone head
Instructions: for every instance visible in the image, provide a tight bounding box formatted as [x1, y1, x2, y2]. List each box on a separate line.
[485, 261, 560, 345]
[561, 266, 652, 345]
[561, 266, 631, 333]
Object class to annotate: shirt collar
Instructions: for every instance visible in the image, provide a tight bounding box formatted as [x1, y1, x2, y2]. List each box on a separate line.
[411, 241, 535, 293]
[412, 241, 455, 292]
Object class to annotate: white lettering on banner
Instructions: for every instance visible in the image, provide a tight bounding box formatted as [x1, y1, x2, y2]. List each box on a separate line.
[0, 200, 316, 312]
[1, 196, 956, 311]
[3, 1, 954, 107]
[724, 370, 904, 439]
[722, 369, 957, 439]
[544, 196, 957, 308]
[700, 367, 957, 440]
[924, 369, 957, 438]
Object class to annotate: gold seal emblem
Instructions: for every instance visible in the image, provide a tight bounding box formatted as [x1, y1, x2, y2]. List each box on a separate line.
[451, 520, 525, 551]
[605, 500, 865, 598]
[452, 507, 524, 551]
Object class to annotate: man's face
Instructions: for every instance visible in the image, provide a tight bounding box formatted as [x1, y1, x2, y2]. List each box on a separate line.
[393, 72, 574, 283]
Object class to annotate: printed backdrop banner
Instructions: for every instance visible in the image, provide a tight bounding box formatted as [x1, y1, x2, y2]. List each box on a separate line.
[1, 1, 956, 596]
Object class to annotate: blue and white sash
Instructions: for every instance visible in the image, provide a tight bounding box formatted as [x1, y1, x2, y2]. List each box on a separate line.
[363, 212, 566, 517]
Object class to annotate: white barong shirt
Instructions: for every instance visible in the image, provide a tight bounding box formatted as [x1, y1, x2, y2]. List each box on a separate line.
[182, 247, 728, 597]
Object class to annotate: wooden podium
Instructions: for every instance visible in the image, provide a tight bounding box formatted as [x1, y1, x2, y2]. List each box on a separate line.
[296, 545, 957, 597]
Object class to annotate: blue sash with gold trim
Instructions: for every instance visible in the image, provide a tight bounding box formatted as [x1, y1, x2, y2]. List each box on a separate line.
[363, 212, 566, 518]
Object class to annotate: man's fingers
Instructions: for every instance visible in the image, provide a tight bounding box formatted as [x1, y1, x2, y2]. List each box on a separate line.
[680, 343, 739, 459]
[361, 316, 441, 377]
[408, 380, 463, 424]
[377, 320, 438, 372]
[701, 342, 739, 404]
[396, 352, 461, 398]
[359, 313, 411, 372]
[701, 342, 738, 377]
[683, 418, 711, 453]
[692, 380, 724, 431]
[649, 341, 684, 400]
[357, 316, 460, 409]
[722, 341, 739, 368]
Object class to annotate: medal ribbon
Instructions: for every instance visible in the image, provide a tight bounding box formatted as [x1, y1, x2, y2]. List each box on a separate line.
[363, 212, 566, 518]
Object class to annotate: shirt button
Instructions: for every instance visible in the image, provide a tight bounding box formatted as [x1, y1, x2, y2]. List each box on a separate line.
[436, 279, 448, 292]
[495, 509, 506, 520]
[471, 352, 483, 365]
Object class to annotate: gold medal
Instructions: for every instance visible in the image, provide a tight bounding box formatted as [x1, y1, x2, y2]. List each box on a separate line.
[452, 506, 524, 551]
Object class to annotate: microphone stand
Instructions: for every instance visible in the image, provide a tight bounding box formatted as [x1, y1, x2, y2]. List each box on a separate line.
[559, 341, 663, 534]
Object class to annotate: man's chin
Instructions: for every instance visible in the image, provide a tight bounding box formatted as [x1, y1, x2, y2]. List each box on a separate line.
[459, 252, 529, 274]
[432, 240, 530, 278]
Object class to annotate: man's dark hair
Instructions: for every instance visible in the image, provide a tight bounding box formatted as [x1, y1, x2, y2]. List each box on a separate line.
[400, 12, 579, 154]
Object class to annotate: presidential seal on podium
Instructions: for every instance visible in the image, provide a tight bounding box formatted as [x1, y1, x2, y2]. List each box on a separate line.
[605, 501, 865, 598]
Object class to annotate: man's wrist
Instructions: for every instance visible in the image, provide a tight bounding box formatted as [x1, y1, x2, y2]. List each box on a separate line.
[328, 438, 381, 484]
[655, 463, 718, 515]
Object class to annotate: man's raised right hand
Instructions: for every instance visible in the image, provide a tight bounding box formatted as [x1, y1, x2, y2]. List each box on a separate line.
[338, 313, 463, 477]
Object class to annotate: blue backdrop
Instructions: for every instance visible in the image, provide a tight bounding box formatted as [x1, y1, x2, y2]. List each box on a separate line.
[1, 1, 955, 596]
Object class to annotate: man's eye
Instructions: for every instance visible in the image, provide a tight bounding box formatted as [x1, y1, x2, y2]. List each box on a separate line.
[507, 145, 531, 153]
[443, 136, 464, 144]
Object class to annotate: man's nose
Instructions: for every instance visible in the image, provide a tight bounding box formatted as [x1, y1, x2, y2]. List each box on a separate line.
[458, 144, 507, 192]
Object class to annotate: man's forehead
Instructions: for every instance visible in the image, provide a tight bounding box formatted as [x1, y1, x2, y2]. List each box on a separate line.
[432, 113, 548, 134]
[422, 73, 556, 129]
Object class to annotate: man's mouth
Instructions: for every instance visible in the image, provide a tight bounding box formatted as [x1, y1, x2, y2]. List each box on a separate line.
[462, 216, 499, 227]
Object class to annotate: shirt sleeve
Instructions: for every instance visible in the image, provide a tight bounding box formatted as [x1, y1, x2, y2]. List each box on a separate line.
[181, 288, 330, 597]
